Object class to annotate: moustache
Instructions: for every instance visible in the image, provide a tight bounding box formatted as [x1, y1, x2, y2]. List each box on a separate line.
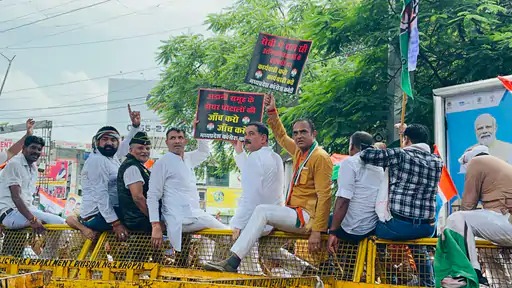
[244, 140, 251, 144]
[103, 145, 115, 150]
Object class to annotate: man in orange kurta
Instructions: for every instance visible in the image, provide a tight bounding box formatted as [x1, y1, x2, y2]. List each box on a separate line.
[204, 94, 332, 273]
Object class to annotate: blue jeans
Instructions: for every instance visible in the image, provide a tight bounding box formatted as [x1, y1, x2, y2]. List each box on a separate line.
[81, 207, 121, 232]
[376, 217, 436, 287]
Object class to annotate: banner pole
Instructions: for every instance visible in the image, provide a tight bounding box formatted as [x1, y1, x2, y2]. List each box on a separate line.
[399, 92, 407, 148]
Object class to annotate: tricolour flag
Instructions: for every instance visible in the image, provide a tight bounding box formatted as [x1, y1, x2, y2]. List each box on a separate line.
[433, 144, 458, 203]
[399, 0, 419, 98]
[498, 75, 512, 92]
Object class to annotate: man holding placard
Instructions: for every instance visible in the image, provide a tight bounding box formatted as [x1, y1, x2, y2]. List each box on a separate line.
[205, 94, 332, 273]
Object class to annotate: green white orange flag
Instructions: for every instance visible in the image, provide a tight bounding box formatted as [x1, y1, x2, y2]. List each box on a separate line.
[399, 0, 419, 99]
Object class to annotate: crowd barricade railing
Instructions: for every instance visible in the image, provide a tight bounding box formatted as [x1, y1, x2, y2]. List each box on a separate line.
[366, 236, 512, 287]
[3, 224, 511, 287]
[0, 225, 366, 285]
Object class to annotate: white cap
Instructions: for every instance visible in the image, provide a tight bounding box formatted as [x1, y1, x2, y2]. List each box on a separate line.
[458, 145, 489, 173]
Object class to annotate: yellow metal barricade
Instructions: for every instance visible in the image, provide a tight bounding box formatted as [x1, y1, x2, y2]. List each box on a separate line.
[366, 237, 512, 287]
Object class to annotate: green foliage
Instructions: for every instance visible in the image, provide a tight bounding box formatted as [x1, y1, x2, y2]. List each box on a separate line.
[149, 0, 512, 173]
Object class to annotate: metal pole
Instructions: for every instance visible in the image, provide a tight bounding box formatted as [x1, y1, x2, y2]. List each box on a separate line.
[0, 54, 16, 97]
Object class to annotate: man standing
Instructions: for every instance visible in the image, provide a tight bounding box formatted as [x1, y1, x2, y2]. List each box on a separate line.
[359, 123, 442, 287]
[66, 105, 141, 240]
[148, 128, 226, 253]
[437, 146, 512, 287]
[117, 131, 152, 233]
[328, 131, 384, 253]
[204, 94, 332, 273]
[0, 119, 35, 166]
[0, 136, 65, 233]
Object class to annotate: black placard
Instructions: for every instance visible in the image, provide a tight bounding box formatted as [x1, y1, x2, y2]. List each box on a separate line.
[245, 32, 312, 94]
[194, 89, 265, 141]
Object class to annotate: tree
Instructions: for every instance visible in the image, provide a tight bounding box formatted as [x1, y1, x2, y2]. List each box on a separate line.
[148, 0, 512, 174]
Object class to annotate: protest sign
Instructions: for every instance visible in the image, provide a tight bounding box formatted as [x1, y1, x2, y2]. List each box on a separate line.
[194, 89, 264, 141]
[245, 32, 312, 94]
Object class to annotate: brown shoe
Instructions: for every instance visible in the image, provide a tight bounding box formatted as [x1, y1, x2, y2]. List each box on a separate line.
[203, 259, 237, 273]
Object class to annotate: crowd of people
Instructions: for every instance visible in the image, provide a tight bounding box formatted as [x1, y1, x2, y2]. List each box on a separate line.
[0, 95, 510, 287]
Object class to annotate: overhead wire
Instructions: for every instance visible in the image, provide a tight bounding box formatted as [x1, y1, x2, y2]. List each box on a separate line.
[0, 0, 113, 33]
[0, 96, 146, 112]
[0, 0, 80, 25]
[0, 79, 148, 101]
[6, 24, 202, 50]
[3, 1, 171, 49]
[0, 66, 160, 94]
[0, 102, 146, 120]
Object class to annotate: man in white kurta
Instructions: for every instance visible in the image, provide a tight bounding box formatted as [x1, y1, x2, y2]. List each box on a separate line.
[147, 128, 226, 257]
[229, 122, 311, 276]
[66, 105, 141, 240]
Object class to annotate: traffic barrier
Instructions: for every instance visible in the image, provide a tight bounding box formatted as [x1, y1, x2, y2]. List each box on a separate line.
[0, 224, 511, 288]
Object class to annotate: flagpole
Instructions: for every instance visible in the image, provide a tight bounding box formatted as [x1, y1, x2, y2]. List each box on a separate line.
[399, 91, 407, 148]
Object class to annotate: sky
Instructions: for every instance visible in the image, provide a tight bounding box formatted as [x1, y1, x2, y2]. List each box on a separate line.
[0, 0, 234, 143]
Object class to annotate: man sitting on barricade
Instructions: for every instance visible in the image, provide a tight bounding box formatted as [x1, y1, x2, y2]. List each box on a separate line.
[117, 131, 153, 234]
[436, 145, 512, 287]
[66, 105, 141, 241]
[229, 122, 313, 276]
[148, 127, 227, 266]
[0, 135, 65, 231]
[359, 123, 442, 287]
[328, 131, 384, 252]
[204, 94, 332, 274]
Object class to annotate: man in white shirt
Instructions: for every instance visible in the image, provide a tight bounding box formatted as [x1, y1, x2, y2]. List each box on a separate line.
[66, 105, 141, 240]
[148, 127, 226, 256]
[0, 136, 65, 233]
[0, 119, 35, 166]
[229, 122, 312, 276]
[230, 122, 284, 238]
[327, 131, 384, 253]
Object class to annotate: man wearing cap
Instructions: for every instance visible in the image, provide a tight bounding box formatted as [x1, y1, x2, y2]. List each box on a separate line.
[117, 131, 152, 233]
[437, 145, 512, 287]
[66, 105, 141, 241]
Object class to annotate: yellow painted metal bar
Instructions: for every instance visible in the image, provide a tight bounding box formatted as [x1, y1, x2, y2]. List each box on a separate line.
[365, 239, 376, 284]
[89, 232, 108, 260]
[353, 238, 367, 282]
[373, 237, 495, 247]
[48, 279, 259, 288]
[158, 266, 257, 280]
[0, 271, 49, 287]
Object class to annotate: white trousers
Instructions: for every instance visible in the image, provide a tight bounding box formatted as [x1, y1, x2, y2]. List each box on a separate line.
[179, 212, 263, 275]
[231, 204, 312, 276]
[2, 207, 65, 229]
[445, 209, 512, 272]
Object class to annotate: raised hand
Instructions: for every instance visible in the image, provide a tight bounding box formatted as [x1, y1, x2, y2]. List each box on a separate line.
[128, 104, 141, 128]
[231, 140, 244, 154]
[26, 118, 35, 136]
[264, 94, 276, 112]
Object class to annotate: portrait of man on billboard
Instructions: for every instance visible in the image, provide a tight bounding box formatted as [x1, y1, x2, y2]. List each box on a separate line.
[459, 113, 512, 173]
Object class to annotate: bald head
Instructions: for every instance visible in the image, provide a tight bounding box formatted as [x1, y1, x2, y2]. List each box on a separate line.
[474, 113, 496, 145]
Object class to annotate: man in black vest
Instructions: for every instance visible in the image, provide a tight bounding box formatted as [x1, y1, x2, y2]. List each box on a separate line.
[117, 132, 152, 233]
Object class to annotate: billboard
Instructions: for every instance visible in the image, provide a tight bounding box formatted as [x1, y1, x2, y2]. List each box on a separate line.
[205, 187, 242, 216]
[434, 77, 512, 199]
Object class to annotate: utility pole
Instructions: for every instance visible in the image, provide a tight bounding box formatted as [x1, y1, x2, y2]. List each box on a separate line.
[0, 53, 16, 97]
